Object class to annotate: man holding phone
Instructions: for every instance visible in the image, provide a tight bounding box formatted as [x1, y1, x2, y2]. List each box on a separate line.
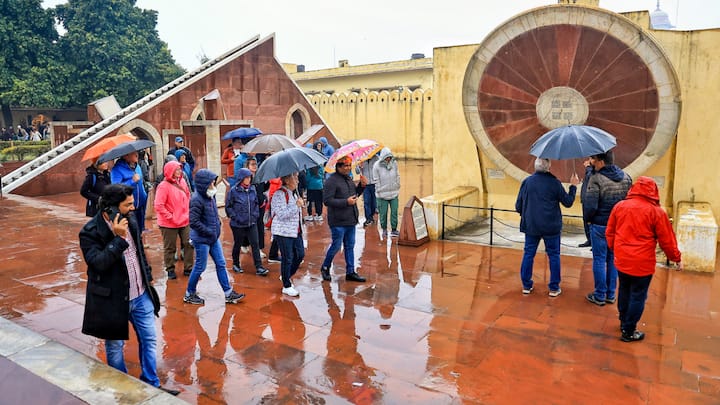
[78, 184, 178, 395]
[320, 155, 368, 282]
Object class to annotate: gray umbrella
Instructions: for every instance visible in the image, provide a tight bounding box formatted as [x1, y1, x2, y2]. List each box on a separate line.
[242, 134, 301, 154]
[530, 125, 616, 160]
[97, 139, 155, 164]
[253, 147, 327, 184]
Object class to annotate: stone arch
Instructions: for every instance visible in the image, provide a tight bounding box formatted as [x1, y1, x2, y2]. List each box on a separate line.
[189, 103, 206, 121]
[117, 118, 163, 179]
[285, 103, 311, 139]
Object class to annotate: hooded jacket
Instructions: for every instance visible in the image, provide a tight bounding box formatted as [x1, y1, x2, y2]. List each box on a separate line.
[226, 168, 259, 228]
[373, 147, 400, 200]
[583, 165, 632, 226]
[189, 169, 222, 245]
[319, 136, 335, 158]
[516, 171, 576, 236]
[110, 159, 147, 208]
[154, 161, 191, 229]
[606, 176, 681, 277]
[175, 149, 194, 191]
[80, 165, 111, 217]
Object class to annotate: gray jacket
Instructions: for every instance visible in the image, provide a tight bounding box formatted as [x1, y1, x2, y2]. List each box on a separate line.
[373, 147, 400, 200]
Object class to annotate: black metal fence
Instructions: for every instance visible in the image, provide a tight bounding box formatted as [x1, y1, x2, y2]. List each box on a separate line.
[440, 203, 585, 247]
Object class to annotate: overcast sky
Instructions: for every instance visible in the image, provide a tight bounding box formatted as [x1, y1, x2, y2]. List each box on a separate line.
[43, 0, 719, 71]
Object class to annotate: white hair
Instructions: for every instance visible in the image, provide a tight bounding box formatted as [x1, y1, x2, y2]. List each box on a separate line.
[534, 158, 551, 172]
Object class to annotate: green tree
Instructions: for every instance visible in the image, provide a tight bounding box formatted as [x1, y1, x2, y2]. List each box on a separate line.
[55, 0, 185, 107]
[0, 0, 60, 126]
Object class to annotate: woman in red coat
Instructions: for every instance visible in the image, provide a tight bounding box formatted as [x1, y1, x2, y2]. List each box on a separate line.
[606, 176, 682, 342]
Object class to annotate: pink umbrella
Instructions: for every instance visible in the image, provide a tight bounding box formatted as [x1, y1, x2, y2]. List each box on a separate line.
[325, 139, 382, 173]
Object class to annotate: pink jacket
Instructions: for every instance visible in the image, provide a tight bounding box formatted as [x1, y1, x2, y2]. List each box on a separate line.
[154, 161, 191, 228]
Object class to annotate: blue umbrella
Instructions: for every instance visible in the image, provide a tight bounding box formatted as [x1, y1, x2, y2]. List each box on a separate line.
[97, 139, 155, 164]
[530, 125, 617, 160]
[253, 147, 327, 184]
[222, 127, 262, 140]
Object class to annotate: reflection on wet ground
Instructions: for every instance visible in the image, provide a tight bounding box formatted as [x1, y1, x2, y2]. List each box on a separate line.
[1, 159, 720, 404]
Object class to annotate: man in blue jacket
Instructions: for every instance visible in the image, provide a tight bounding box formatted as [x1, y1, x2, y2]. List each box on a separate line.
[111, 151, 148, 232]
[516, 158, 579, 297]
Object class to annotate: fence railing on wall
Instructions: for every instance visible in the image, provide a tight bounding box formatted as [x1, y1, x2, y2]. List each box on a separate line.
[441, 203, 584, 247]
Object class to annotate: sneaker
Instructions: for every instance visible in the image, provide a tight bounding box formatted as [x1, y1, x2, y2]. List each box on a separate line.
[232, 264, 243, 273]
[314, 215, 323, 221]
[255, 266, 269, 276]
[320, 266, 331, 281]
[548, 289, 562, 297]
[345, 272, 366, 282]
[225, 290, 245, 304]
[605, 297, 616, 304]
[363, 220, 373, 227]
[382, 230, 388, 238]
[304, 215, 314, 221]
[620, 330, 645, 342]
[390, 230, 400, 238]
[260, 251, 267, 259]
[522, 286, 534, 295]
[159, 386, 180, 396]
[241, 246, 250, 254]
[167, 269, 177, 280]
[183, 293, 205, 305]
[578, 241, 591, 248]
[268, 256, 281, 264]
[586, 293, 606, 306]
[282, 286, 300, 297]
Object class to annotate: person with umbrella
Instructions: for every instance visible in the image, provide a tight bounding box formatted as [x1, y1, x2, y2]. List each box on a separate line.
[111, 150, 149, 233]
[515, 158, 579, 297]
[80, 159, 111, 217]
[270, 172, 305, 297]
[320, 156, 368, 283]
[583, 150, 632, 306]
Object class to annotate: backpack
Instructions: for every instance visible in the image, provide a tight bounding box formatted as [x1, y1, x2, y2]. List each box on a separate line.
[264, 188, 289, 228]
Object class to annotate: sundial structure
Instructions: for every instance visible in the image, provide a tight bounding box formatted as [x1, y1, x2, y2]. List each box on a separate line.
[463, 5, 681, 182]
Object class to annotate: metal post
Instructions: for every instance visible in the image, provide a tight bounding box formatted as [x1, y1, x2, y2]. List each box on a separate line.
[441, 202, 445, 240]
[490, 207, 494, 245]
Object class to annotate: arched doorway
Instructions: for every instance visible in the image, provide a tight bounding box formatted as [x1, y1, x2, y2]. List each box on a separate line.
[285, 103, 311, 139]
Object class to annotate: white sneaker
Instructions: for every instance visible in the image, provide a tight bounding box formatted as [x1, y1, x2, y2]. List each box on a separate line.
[314, 215, 323, 221]
[282, 286, 299, 297]
[304, 215, 314, 221]
[241, 246, 250, 254]
[260, 251, 267, 259]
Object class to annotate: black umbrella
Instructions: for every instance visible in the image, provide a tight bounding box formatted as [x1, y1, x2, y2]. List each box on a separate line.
[253, 148, 327, 184]
[97, 139, 155, 164]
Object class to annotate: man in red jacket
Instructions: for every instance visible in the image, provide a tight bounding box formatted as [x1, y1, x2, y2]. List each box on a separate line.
[606, 176, 682, 342]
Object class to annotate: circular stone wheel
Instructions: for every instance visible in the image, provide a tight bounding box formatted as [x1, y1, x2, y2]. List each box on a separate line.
[462, 5, 681, 182]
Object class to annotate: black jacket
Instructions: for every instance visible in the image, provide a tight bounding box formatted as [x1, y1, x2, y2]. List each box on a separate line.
[79, 212, 159, 340]
[323, 172, 365, 227]
[80, 166, 111, 217]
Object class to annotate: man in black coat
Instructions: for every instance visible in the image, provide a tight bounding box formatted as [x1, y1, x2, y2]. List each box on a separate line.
[320, 156, 368, 282]
[79, 184, 178, 395]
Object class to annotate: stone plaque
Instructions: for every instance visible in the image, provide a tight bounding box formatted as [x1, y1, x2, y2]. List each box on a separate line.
[399, 196, 430, 246]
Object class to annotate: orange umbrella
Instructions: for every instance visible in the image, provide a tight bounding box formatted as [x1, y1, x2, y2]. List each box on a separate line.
[82, 133, 137, 162]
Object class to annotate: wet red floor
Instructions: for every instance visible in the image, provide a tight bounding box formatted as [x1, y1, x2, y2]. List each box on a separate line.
[2, 177, 720, 404]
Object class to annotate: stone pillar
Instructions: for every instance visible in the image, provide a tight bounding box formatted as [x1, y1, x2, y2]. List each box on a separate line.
[675, 202, 718, 272]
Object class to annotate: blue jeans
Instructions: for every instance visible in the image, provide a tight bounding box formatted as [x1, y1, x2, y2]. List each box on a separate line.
[322, 225, 356, 274]
[590, 224, 617, 301]
[363, 184, 376, 221]
[276, 235, 305, 288]
[617, 271, 652, 333]
[105, 290, 159, 387]
[519, 234, 561, 291]
[186, 239, 231, 295]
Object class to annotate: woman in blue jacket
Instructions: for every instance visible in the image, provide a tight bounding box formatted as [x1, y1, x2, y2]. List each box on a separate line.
[226, 168, 269, 276]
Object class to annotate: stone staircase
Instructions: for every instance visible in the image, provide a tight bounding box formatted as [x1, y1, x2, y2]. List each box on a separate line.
[1, 35, 260, 194]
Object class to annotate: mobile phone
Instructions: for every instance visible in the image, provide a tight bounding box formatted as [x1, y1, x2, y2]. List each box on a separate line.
[104, 206, 122, 222]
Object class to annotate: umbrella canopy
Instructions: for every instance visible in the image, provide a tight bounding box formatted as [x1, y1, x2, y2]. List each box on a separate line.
[82, 133, 137, 162]
[530, 125, 616, 160]
[242, 134, 301, 154]
[222, 127, 262, 141]
[325, 139, 382, 173]
[97, 139, 155, 164]
[253, 147, 327, 184]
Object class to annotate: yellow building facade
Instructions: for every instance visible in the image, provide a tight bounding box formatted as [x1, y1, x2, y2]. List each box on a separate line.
[289, 2, 720, 245]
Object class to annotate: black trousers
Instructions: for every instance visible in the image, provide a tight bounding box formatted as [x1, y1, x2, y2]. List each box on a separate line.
[231, 225, 262, 269]
[617, 271, 653, 333]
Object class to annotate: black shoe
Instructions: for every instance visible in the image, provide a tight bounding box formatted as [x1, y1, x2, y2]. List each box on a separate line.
[363, 220, 373, 227]
[586, 293, 605, 306]
[255, 266, 269, 276]
[620, 330, 645, 342]
[159, 386, 180, 396]
[267, 256, 281, 264]
[578, 241, 591, 248]
[232, 264, 243, 273]
[320, 266, 331, 281]
[167, 270, 177, 280]
[345, 272, 366, 282]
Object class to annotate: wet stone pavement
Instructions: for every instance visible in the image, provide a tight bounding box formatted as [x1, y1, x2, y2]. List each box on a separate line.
[2, 163, 720, 404]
